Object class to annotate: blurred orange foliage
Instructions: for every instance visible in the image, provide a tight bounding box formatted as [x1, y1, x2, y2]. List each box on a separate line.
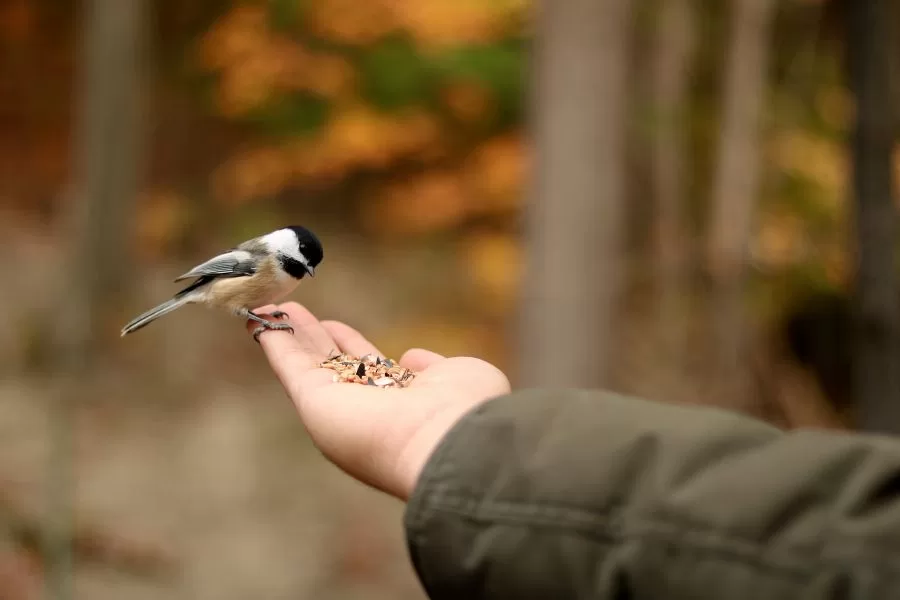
[306, 0, 527, 48]
[197, 0, 529, 273]
[358, 133, 527, 236]
[400, 0, 521, 48]
[200, 5, 358, 117]
[308, 0, 399, 44]
[366, 170, 469, 234]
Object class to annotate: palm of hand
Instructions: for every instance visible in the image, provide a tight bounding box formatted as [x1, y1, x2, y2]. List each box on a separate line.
[248, 303, 511, 499]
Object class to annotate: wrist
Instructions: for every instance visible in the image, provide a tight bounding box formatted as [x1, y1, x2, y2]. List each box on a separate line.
[392, 402, 482, 500]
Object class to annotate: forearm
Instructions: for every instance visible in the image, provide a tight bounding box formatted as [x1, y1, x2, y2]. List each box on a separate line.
[404, 389, 900, 599]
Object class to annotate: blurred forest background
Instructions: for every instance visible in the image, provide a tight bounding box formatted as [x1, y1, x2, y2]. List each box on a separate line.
[1, 0, 899, 598]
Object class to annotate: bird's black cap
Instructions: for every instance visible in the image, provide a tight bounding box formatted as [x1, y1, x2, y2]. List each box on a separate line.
[287, 226, 323, 267]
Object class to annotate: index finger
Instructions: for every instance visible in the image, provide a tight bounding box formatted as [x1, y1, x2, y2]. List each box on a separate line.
[321, 320, 382, 357]
[247, 302, 336, 395]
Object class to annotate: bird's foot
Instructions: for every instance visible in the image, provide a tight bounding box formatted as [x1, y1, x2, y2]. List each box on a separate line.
[247, 310, 294, 343]
[252, 320, 294, 343]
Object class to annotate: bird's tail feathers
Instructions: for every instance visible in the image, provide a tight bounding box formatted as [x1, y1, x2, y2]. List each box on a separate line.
[120, 296, 190, 337]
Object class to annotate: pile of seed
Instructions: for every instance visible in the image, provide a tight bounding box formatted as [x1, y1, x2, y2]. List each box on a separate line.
[319, 352, 416, 388]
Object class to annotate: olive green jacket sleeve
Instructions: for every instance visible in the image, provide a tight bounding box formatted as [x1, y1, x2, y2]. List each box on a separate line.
[404, 389, 900, 600]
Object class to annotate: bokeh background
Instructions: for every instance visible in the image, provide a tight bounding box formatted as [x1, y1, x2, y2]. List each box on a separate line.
[2, 0, 899, 598]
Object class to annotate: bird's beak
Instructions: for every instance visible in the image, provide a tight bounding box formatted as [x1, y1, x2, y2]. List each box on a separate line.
[306, 266, 315, 278]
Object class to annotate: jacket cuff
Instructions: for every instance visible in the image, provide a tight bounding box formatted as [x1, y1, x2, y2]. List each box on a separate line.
[404, 390, 491, 532]
[403, 392, 503, 592]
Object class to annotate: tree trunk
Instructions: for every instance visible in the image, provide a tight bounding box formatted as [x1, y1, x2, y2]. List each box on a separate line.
[651, 0, 694, 353]
[45, 2, 148, 598]
[55, 0, 148, 370]
[518, 0, 634, 388]
[707, 0, 775, 405]
[847, 0, 900, 433]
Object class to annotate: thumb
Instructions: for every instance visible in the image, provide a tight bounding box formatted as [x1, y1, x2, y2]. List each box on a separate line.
[400, 348, 445, 371]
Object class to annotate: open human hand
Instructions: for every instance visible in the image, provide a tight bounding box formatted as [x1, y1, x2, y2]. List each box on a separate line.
[246, 302, 511, 500]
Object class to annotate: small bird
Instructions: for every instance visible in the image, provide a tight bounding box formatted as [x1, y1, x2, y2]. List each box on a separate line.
[121, 226, 323, 341]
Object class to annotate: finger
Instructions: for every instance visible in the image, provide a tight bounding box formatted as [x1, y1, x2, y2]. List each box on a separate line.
[246, 302, 334, 364]
[245, 304, 293, 344]
[244, 304, 280, 337]
[248, 303, 336, 396]
[321, 320, 382, 357]
[246, 304, 278, 324]
[399, 348, 445, 371]
[266, 302, 336, 355]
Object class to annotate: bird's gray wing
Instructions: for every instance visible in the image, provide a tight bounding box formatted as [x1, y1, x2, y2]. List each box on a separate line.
[173, 250, 258, 282]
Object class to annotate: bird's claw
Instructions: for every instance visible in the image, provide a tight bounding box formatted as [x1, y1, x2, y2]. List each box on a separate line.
[271, 310, 288, 319]
[252, 320, 294, 343]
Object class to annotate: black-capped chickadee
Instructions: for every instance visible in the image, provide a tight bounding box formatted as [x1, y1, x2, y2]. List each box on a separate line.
[121, 226, 323, 341]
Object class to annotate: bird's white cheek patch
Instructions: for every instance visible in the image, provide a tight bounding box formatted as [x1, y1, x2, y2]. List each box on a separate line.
[264, 228, 310, 266]
[262, 229, 296, 253]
